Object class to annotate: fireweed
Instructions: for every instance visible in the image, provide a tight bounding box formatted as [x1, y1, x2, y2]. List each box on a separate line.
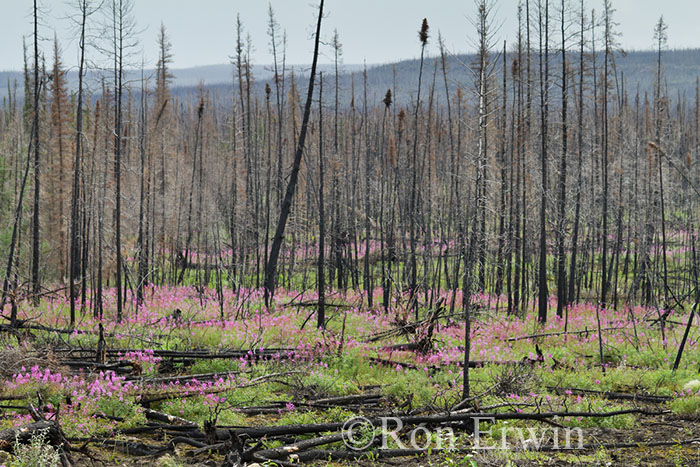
[2, 286, 700, 440]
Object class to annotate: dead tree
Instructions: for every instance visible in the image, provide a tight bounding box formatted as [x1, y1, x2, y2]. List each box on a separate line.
[264, 0, 325, 305]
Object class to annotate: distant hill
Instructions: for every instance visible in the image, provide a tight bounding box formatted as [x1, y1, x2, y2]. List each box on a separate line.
[335, 48, 700, 108]
[0, 63, 365, 105]
[2, 48, 700, 108]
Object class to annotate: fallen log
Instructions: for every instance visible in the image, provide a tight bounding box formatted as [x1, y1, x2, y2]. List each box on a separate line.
[282, 300, 354, 309]
[107, 348, 297, 358]
[0, 421, 61, 452]
[548, 386, 671, 404]
[0, 394, 27, 401]
[311, 393, 382, 405]
[128, 370, 241, 384]
[369, 356, 428, 371]
[538, 437, 700, 452]
[232, 393, 383, 415]
[143, 408, 197, 426]
[503, 326, 626, 342]
[56, 347, 301, 361]
[63, 360, 136, 374]
[370, 355, 525, 370]
[231, 421, 344, 439]
[0, 404, 27, 410]
[231, 407, 663, 439]
[253, 433, 344, 460]
[167, 436, 207, 450]
[119, 424, 200, 436]
[283, 437, 700, 460]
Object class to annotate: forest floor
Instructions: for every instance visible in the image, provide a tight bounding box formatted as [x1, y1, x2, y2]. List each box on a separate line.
[2, 285, 700, 466]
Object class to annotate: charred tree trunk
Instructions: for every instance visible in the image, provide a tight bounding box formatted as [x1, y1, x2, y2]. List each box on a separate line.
[264, 0, 325, 304]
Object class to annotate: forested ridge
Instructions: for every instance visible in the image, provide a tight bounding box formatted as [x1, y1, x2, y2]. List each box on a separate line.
[4, 48, 700, 106]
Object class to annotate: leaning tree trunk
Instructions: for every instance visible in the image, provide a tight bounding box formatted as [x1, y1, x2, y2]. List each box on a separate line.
[264, 0, 325, 305]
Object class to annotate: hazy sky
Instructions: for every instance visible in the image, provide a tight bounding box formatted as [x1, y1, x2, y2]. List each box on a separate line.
[1, 0, 699, 72]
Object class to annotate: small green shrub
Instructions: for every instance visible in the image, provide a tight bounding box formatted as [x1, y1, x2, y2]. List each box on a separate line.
[303, 369, 359, 396]
[156, 454, 185, 467]
[10, 429, 61, 467]
[670, 394, 700, 415]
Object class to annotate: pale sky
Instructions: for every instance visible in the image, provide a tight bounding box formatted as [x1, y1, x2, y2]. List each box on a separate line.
[1, 0, 698, 72]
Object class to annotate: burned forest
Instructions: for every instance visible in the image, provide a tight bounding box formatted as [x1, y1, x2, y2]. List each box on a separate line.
[2, 0, 700, 466]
